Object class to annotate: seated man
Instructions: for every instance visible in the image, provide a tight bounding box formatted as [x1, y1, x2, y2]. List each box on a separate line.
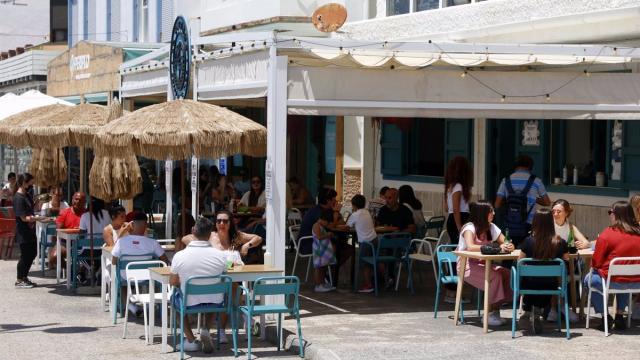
[112, 212, 168, 315]
[288, 176, 313, 207]
[50, 192, 86, 269]
[170, 217, 227, 353]
[376, 188, 416, 235]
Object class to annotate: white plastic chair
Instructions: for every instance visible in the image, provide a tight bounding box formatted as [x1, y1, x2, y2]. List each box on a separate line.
[287, 208, 303, 226]
[291, 235, 314, 282]
[122, 260, 172, 342]
[586, 256, 640, 336]
[396, 230, 449, 292]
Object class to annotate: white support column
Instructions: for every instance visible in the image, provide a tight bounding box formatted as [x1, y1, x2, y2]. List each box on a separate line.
[362, 116, 376, 199]
[165, 72, 174, 239]
[265, 38, 288, 273]
[191, 60, 199, 218]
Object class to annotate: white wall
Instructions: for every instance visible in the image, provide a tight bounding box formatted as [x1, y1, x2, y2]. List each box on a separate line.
[344, 116, 362, 169]
[0, 1, 50, 52]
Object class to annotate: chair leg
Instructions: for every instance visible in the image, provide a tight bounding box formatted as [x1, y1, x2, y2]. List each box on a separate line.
[296, 311, 304, 358]
[292, 253, 299, 277]
[603, 291, 609, 337]
[477, 289, 482, 318]
[142, 302, 149, 344]
[305, 258, 311, 283]
[557, 297, 561, 332]
[372, 262, 378, 297]
[564, 292, 570, 339]
[395, 262, 402, 292]
[434, 279, 441, 318]
[586, 287, 592, 329]
[277, 313, 282, 351]
[122, 293, 130, 339]
[172, 308, 177, 351]
[511, 289, 517, 338]
[628, 293, 633, 329]
[230, 310, 238, 357]
[247, 311, 252, 360]
[180, 311, 185, 360]
[197, 313, 201, 335]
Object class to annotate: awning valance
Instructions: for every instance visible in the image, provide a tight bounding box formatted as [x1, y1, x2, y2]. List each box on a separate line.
[197, 51, 269, 100]
[120, 68, 168, 98]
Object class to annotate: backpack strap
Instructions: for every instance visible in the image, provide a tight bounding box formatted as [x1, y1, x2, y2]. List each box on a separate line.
[521, 174, 537, 217]
[505, 176, 515, 195]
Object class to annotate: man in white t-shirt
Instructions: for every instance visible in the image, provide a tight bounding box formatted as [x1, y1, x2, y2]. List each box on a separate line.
[347, 195, 378, 293]
[170, 217, 227, 353]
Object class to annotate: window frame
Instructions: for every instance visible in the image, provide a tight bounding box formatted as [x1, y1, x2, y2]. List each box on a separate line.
[386, 0, 477, 16]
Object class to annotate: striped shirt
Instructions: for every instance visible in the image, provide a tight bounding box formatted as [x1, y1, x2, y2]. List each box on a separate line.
[496, 170, 547, 224]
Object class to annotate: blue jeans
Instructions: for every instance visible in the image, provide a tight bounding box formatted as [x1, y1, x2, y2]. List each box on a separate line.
[584, 270, 640, 314]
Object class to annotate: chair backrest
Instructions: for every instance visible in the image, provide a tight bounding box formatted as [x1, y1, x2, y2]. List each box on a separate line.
[251, 276, 300, 309]
[607, 257, 640, 283]
[125, 260, 167, 283]
[289, 224, 300, 243]
[287, 208, 302, 226]
[377, 232, 412, 257]
[117, 253, 156, 280]
[435, 244, 458, 277]
[516, 258, 566, 278]
[294, 235, 313, 256]
[183, 275, 232, 305]
[76, 234, 105, 250]
[44, 223, 57, 236]
[425, 216, 445, 236]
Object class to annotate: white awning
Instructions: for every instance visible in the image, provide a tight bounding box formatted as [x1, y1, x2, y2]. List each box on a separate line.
[120, 68, 168, 98]
[197, 51, 269, 101]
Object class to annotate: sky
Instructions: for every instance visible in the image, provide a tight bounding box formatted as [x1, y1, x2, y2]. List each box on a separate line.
[0, 0, 50, 53]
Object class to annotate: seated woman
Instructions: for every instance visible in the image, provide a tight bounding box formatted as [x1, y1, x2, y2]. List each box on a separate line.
[584, 201, 640, 331]
[457, 201, 514, 326]
[239, 176, 266, 212]
[399, 184, 426, 234]
[518, 208, 569, 332]
[102, 206, 131, 247]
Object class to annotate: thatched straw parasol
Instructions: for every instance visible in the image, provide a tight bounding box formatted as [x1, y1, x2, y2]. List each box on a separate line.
[89, 148, 142, 201]
[28, 148, 67, 187]
[0, 104, 69, 148]
[26, 102, 122, 148]
[94, 99, 267, 161]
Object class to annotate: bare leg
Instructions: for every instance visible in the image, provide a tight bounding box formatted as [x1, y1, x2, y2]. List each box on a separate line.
[182, 314, 196, 342]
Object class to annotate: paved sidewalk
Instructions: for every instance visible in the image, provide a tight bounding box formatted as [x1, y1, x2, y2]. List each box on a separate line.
[0, 260, 294, 360]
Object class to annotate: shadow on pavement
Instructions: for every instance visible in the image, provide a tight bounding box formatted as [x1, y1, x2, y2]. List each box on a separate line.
[0, 323, 60, 332]
[42, 326, 98, 334]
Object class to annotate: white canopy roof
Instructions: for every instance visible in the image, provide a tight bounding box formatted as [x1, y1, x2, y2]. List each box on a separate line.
[0, 90, 73, 120]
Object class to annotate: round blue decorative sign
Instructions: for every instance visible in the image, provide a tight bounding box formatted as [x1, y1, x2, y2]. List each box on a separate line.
[170, 16, 190, 99]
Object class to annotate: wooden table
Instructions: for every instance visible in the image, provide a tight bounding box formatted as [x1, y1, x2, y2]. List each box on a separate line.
[149, 264, 283, 353]
[56, 229, 82, 289]
[453, 250, 520, 333]
[568, 249, 594, 316]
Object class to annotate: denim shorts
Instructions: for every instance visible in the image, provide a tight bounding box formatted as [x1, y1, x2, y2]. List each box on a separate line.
[171, 288, 223, 310]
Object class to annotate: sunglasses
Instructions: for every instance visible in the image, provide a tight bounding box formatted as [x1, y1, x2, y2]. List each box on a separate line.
[216, 219, 230, 224]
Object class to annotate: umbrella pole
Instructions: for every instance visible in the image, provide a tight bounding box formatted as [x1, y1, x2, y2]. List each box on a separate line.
[181, 161, 186, 238]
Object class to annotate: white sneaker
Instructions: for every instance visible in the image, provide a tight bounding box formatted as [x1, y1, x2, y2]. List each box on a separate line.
[314, 284, 333, 293]
[200, 329, 213, 354]
[219, 331, 228, 344]
[567, 309, 579, 323]
[632, 303, 640, 320]
[182, 339, 200, 352]
[488, 311, 507, 326]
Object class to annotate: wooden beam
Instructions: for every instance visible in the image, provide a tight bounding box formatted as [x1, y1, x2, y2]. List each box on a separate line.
[335, 116, 344, 202]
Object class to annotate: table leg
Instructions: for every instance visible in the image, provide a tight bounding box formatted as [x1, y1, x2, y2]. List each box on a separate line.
[149, 279, 155, 346]
[350, 234, 356, 290]
[568, 259, 577, 313]
[453, 256, 467, 326]
[483, 259, 491, 333]
[56, 241, 61, 284]
[110, 262, 117, 324]
[579, 258, 592, 317]
[161, 282, 168, 353]
[66, 238, 73, 290]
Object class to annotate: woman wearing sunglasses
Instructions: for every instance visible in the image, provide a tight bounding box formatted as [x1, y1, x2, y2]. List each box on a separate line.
[209, 210, 263, 343]
[238, 176, 266, 212]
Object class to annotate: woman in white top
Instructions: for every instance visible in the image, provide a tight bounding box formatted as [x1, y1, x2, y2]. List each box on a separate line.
[79, 197, 111, 235]
[457, 201, 514, 326]
[552, 199, 589, 249]
[444, 156, 473, 243]
[102, 205, 131, 247]
[399, 185, 425, 234]
[239, 176, 266, 210]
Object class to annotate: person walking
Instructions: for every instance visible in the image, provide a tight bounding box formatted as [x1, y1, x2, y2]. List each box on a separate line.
[13, 173, 38, 288]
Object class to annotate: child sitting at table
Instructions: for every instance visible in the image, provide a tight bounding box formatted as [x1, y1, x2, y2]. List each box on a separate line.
[312, 209, 337, 293]
[346, 194, 378, 293]
[518, 208, 569, 333]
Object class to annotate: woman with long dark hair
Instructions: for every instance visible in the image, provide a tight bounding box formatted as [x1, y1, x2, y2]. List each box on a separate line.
[585, 201, 640, 331]
[518, 209, 569, 332]
[210, 210, 263, 343]
[239, 176, 266, 211]
[444, 156, 473, 242]
[398, 184, 425, 232]
[457, 201, 514, 326]
[79, 197, 111, 234]
[14, 173, 38, 288]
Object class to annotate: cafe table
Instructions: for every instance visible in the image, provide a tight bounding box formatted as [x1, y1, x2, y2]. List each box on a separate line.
[452, 249, 521, 333]
[568, 248, 594, 316]
[149, 264, 283, 353]
[56, 229, 83, 289]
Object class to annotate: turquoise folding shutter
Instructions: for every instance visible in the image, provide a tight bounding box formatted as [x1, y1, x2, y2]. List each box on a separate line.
[380, 122, 407, 176]
[444, 119, 473, 166]
[622, 121, 640, 190]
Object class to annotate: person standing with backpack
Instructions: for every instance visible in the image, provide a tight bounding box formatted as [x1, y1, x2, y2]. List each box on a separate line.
[495, 155, 551, 248]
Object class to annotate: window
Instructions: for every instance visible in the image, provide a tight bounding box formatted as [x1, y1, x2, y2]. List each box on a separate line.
[387, 0, 473, 16]
[140, 0, 149, 42]
[380, 118, 473, 181]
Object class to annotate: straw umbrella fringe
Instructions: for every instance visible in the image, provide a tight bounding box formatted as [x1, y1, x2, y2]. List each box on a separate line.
[28, 148, 67, 187]
[0, 104, 69, 148]
[89, 148, 142, 201]
[95, 100, 267, 160]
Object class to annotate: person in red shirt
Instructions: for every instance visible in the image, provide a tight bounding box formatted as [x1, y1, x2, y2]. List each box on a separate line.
[585, 201, 640, 331]
[50, 192, 86, 269]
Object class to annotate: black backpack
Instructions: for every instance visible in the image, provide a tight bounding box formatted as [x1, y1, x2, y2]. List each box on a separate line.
[504, 174, 536, 238]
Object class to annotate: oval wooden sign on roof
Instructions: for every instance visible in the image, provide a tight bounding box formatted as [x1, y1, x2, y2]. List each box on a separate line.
[312, 3, 348, 33]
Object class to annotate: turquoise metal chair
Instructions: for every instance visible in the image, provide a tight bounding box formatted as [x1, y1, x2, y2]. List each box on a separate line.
[40, 223, 57, 275]
[70, 234, 105, 288]
[112, 253, 156, 324]
[238, 276, 304, 359]
[433, 244, 481, 321]
[172, 275, 237, 360]
[355, 232, 412, 296]
[510, 258, 570, 339]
